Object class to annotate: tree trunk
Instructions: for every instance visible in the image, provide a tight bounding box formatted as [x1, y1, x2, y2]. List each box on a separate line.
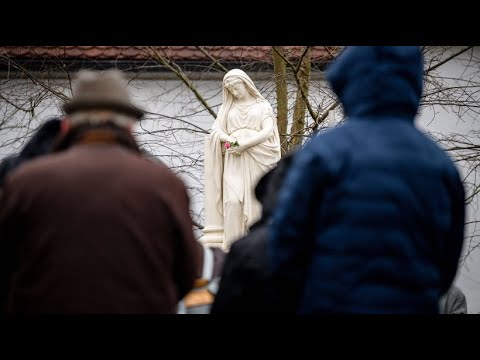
[272, 46, 289, 157]
[290, 47, 311, 149]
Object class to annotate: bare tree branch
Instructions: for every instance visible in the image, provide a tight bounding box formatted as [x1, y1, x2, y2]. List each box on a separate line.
[196, 47, 229, 73]
[425, 46, 474, 73]
[145, 47, 217, 119]
[0, 55, 70, 102]
[311, 100, 340, 131]
[272, 46, 318, 122]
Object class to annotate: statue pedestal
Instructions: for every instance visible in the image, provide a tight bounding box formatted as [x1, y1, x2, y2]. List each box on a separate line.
[199, 225, 224, 248]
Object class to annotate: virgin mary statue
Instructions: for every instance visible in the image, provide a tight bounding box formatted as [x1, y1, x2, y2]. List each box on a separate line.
[202, 69, 281, 250]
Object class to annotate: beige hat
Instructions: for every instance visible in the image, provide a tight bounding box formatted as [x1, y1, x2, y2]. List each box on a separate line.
[62, 69, 144, 119]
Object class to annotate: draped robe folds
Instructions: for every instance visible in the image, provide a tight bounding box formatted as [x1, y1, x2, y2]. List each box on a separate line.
[208, 100, 280, 249]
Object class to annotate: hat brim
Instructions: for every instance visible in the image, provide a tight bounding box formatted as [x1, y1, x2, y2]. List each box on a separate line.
[63, 100, 144, 119]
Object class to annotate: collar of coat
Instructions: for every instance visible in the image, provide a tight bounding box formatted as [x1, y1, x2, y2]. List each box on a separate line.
[52, 122, 141, 154]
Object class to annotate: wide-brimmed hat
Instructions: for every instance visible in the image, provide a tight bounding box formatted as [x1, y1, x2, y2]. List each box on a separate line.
[62, 69, 144, 119]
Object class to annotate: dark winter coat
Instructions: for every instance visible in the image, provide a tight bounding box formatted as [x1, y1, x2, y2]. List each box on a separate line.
[0, 118, 62, 187]
[211, 152, 297, 314]
[269, 46, 465, 314]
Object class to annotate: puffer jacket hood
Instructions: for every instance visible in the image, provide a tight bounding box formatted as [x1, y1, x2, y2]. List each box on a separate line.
[326, 46, 423, 119]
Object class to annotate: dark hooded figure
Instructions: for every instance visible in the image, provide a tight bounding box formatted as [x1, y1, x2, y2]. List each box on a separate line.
[211, 151, 297, 314]
[0, 118, 62, 188]
[269, 46, 465, 314]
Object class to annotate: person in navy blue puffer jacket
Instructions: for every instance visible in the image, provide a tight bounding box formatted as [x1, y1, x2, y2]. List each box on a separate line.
[268, 46, 465, 314]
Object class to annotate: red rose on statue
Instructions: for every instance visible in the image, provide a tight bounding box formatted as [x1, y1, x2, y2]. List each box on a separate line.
[224, 141, 239, 150]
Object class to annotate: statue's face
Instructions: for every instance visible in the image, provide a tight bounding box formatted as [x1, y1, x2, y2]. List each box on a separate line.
[226, 80, 248, 100]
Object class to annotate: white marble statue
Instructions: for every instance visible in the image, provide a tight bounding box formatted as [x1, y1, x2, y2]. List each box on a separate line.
[202, 69, 281, 251]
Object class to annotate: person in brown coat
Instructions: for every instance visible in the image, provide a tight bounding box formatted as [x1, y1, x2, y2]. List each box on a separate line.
[0, 69, 200, 314]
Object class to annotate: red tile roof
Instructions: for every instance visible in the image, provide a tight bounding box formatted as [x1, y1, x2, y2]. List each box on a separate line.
[0, 46, 337, 62]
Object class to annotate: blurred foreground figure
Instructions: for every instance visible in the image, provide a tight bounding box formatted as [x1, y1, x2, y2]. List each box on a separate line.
[210, 152, 296, 314]
[0, 118, 62, 190]
[269, 46, 465, 313]
[439, 285, 467, 314]
[0, 69, 199, 314]
[177, 243, 225, 314]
